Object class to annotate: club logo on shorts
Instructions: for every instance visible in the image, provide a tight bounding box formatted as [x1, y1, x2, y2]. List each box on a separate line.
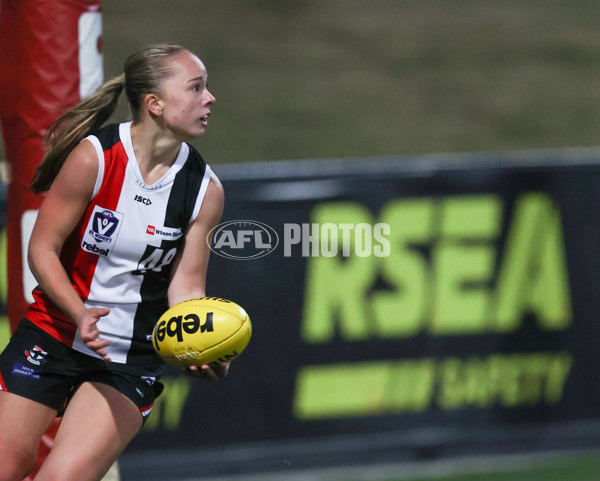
[81, 206, 124, 257]
[25, 345, 48, 365]
[141, 404, 153, 419]
[141, 376, 156, 386]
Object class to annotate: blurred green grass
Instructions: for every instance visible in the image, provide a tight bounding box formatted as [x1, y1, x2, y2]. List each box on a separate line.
[0, 316, 9, 351]
[3, 0, 600, 165]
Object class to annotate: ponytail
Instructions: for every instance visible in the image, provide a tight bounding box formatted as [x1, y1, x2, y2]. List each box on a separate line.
[31, 43, 189, 194]
[30, 74, 125, 194]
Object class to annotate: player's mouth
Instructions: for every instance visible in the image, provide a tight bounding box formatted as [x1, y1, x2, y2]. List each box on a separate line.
[200, 113, 210, 126]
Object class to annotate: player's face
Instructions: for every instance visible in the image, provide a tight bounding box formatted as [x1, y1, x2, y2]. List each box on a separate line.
[158, 51, 215, 140]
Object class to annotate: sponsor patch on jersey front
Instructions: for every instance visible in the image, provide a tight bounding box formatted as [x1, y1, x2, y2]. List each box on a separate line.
[81, 206, 124, 257]
[145, 225, 183, 240]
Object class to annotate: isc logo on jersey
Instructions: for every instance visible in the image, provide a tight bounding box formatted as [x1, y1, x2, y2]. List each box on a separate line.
[81, 206, 124, 257]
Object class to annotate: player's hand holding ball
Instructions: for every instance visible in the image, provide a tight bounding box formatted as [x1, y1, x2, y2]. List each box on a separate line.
[184, 362, 230, 380]
[152, 297, 252, 379]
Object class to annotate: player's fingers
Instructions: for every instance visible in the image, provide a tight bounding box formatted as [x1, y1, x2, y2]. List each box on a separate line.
[89, 351, 111, 362]
[85, 339, 111, 361]
[182, 365, 206, 379]
[208, 362, 229, 378]
[182, 365, 198, 376]
[86, 338, 109, 349]
[90, 306, 111, 318]
[183, 365, 219, 380]
[198, 365, 219, 380]
[95, 350, 111, 362]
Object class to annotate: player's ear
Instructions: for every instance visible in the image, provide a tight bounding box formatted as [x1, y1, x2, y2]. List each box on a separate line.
[144, 93, 163, 117]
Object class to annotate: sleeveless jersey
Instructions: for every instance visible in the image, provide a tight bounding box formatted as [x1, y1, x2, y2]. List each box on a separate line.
[26, 122, 212, 364]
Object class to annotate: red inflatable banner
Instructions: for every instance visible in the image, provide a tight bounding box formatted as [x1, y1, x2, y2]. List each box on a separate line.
[0, 1, 102, 478]
[0, 0, 102, 329]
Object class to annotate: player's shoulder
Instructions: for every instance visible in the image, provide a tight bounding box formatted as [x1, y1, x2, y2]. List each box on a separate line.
[183, 142, 208, 173]
[208, 170, 224, 198]
[184, 144, 222, 199]
[89, 123, 121, 151]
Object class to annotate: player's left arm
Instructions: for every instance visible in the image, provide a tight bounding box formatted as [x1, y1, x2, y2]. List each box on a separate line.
[168, 172, 224, 306]
[168, 173, 227, 380]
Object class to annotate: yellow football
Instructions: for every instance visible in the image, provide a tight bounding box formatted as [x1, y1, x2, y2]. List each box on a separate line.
[152, 297, 252, 368]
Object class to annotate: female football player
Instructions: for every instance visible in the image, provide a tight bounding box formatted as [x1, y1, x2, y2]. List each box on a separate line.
[0, 43, 227, 481]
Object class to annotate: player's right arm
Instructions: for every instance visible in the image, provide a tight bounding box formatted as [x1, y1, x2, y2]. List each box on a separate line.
[27, 140, 111, 360]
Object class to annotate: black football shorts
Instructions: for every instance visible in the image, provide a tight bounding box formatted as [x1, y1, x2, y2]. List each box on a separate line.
[0, 318, 164, 423]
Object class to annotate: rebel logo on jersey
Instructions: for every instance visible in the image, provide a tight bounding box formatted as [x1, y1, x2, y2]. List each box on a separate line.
[81, 206, 124, 257]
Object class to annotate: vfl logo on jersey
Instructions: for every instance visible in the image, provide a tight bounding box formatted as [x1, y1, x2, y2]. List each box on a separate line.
[81, 206, 124, 257]
[89, 209, 121, 242]
[25, 345, 48, 365]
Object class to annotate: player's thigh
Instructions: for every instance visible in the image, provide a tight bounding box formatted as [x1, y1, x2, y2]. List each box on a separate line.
[0, 391, 58, 475]
[34, 382, 142, 481]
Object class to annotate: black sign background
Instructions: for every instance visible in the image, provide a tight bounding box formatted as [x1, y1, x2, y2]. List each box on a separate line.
[124, 152, 600, 462]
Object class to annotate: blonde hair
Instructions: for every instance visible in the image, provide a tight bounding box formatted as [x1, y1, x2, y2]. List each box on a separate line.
[31, 43, 188, 194]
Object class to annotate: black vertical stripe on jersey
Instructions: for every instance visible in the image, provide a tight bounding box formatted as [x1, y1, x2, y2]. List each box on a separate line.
[128, 146, 207, 362]
[163, 147, 207, 228]
[92, 123, 122, 151]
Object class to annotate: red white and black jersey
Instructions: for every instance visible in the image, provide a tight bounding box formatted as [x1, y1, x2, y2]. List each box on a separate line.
[26, 122, 212, 364]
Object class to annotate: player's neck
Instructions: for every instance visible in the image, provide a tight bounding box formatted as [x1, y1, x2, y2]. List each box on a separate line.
[130, 122, 181, 184]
